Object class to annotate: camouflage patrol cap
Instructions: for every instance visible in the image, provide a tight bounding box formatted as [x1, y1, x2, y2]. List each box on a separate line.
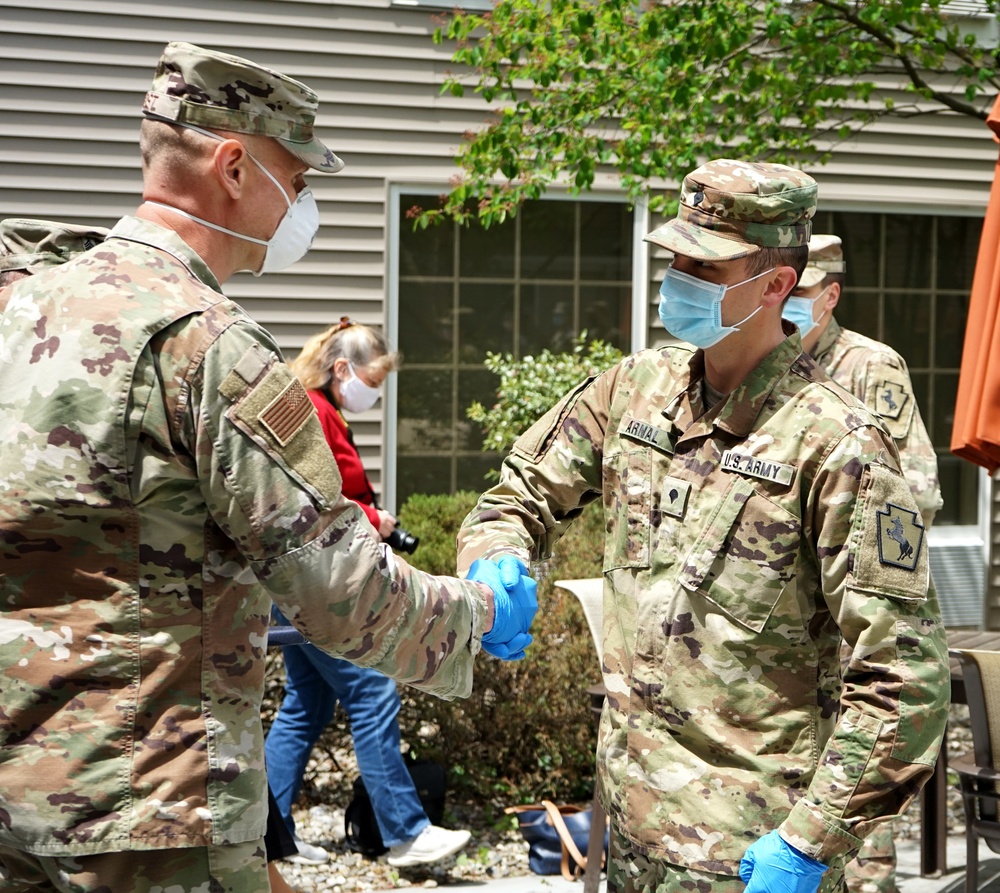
[142, 41, 344, 174]
[0, 218, 108, 273]
[644, 159, 817, 261]
[798, 233, 845, 288]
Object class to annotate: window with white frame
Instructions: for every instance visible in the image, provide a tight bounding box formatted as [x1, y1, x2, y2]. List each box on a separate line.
[393, 194, 634, 505]
[810, 208, 982, 527]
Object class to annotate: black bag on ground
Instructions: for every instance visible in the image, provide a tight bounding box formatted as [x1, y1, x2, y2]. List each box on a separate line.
[344, 757, 447, 857]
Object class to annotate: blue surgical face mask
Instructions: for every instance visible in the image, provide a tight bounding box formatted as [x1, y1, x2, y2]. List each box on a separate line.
[782, 287, 828, 340]
[658, 265, 775, 348]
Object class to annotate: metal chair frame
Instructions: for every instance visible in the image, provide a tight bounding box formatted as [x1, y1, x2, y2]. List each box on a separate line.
[951, 648, 1000, 893]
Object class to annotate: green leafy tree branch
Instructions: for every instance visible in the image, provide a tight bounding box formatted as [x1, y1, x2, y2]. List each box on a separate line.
[421, 0, 1000, 228]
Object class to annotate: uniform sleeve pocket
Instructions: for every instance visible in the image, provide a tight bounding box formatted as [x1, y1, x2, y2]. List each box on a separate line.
[224, 364, 341, 509]
[602, 447, 651, 571]
[850, 463, 929, 603]
[680, 477, 801, 632]
[891, 618, 950, 765]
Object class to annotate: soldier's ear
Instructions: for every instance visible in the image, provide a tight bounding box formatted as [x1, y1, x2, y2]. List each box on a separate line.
[824, 281, 841, 313]
[214, 139, 250, 201]
[762, 266, 799, 306]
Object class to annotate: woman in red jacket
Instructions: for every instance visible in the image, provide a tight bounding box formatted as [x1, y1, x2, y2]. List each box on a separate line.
[294, 317, 401, 540]
[265, 318, 471, 868]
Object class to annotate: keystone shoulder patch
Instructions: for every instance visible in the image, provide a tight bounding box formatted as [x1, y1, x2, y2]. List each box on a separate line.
[875, 380, 909, 421]
[876, 502, 924, 571]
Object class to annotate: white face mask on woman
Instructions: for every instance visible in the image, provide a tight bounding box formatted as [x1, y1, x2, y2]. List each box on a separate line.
[339, 362, 381, 413]
[145, 120, 319, 276]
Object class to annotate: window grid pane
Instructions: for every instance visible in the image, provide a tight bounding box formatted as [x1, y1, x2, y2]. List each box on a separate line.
[817, 210, 981, 526]
[396, 196, 633, 504]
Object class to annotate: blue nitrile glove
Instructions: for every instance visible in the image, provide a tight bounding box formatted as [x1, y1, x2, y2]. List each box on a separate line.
[739, 830, 827, 893]
[468, 556, 538, 661]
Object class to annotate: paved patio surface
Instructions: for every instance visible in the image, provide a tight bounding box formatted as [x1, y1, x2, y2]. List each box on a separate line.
[367, 836, 997, 892]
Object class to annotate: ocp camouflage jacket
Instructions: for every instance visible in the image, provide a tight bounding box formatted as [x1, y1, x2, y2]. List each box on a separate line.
[814, 318, 942, 526]
[458, 333, 948, 876]
[0, 217, 488, 856]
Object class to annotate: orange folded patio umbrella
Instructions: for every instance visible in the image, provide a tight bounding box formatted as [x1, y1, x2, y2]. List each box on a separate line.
[951, 93, 1000, 473]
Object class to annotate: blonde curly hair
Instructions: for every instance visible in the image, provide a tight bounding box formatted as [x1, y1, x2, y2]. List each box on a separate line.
[290, 317, 401, 391]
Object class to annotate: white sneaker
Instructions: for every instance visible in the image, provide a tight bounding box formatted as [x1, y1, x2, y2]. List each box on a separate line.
[387, 824, 471, 867]
[286, 836, 330, 864]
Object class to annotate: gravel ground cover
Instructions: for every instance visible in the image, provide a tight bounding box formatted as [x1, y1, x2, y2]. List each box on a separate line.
[271, 705, 973, 892]
[273, 797, 535, 892]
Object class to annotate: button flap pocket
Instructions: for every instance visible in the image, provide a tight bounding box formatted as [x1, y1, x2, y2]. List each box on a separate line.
[602, 447, 651, 571]
[680, 477, 802, 633]
[679, 475, 754, 591]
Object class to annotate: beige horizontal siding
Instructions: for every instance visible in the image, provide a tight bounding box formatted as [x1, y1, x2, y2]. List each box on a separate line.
[2, 0, 998, 496]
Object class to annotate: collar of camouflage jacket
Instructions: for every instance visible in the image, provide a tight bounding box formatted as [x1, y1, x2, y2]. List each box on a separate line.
[106, 215, 223, 294]
[812, 315, 842, 364]
[669, 327, 807, 441]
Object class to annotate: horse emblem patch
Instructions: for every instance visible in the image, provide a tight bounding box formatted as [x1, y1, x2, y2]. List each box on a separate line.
[875, 380, 909, 421]
[876, 503, 924, 571]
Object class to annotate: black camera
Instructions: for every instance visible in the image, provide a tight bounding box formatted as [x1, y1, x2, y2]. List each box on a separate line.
[385, 526, 420, 555]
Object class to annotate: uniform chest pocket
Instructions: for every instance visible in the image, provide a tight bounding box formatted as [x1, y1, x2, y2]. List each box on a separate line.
[602, 447, 651, 571]
[679, 477, 801, 632]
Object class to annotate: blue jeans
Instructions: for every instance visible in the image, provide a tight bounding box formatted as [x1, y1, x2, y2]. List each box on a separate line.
[265, 614, 429, 848]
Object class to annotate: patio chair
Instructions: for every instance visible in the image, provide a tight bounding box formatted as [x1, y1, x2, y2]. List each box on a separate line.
[950, 648, 1000, 893]
[555, 578, 607, 892]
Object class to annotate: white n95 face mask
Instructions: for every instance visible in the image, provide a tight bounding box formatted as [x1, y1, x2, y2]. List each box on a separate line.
[339, 363, 381, 413]
[255, 186, 320, 274]
[146, 120, 319, 275]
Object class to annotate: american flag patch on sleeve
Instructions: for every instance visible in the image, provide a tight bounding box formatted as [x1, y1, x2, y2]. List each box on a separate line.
[259, 379, 313, 446]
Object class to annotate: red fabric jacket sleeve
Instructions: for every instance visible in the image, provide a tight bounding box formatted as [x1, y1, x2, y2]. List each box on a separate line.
[308, 390, 381, 530]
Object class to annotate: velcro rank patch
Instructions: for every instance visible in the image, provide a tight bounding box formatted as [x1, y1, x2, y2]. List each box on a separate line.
[260, 378, 313, 446]
[661, 476, 690, 519]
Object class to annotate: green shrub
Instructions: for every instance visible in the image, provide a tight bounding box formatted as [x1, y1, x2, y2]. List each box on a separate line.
[467, 332, 624, 455]
[392, 490, 480, 576]
[398, 490, 606, 805]
[262, 490, 607, 810]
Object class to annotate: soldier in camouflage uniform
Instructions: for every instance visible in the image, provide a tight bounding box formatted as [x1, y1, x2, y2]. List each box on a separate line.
[785, 234, 942, 529]
[784, 235, 943, 893]
[0, 218, 302, 893]
[0, 42, 536, 893]
[457, 159, 949, 893]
